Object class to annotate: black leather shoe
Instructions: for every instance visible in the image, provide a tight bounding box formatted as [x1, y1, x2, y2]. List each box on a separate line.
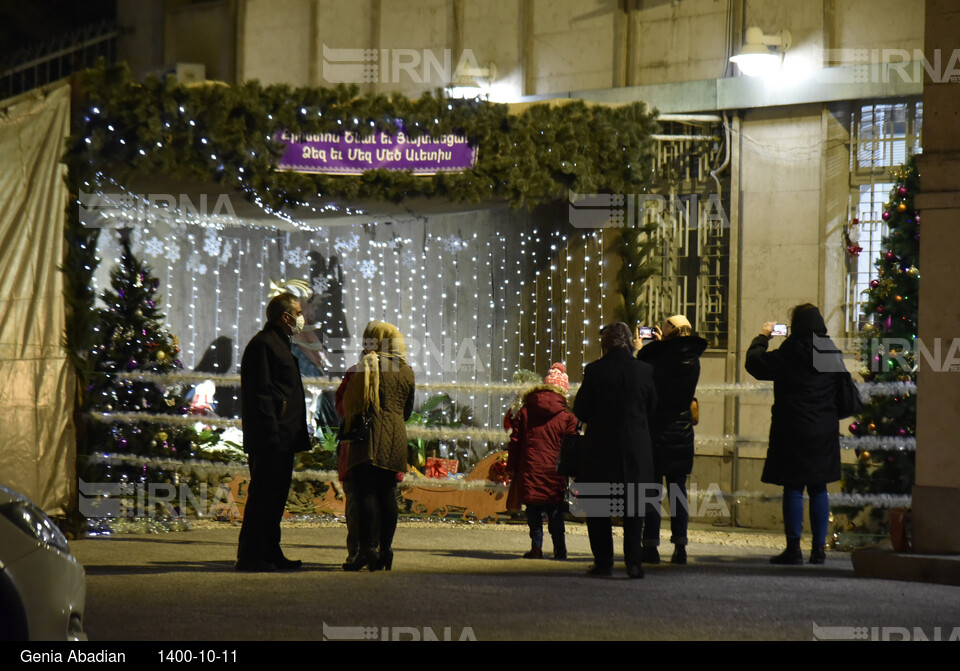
[341, 555, 358, 570]
[274, 557, 303, 570]
[671, 546, 687, 565]
[235, 559, 277, 572]
[586, 564, 613, 577]
[627, 564, 645, 579]
[809, 546, 826, 565]
[770, 546, 803, 565]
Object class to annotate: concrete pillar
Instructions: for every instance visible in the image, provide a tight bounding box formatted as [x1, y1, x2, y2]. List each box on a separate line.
[913, 0, 960, 555]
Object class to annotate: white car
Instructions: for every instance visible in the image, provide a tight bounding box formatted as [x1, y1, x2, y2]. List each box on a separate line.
[0, 485, 86, 641]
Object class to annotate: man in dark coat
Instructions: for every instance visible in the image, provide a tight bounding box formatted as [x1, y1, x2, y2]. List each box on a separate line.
[573, 322, 657, 578]
[744, 304, 841, 565]
[236, 292, 312, 572]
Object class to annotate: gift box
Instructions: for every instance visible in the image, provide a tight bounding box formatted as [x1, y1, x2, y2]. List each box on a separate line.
[425, 457, 459, 479]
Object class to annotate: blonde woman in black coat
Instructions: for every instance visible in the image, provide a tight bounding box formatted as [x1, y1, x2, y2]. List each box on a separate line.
[745, 304, 841, 565]
[635, 315, 707, 565]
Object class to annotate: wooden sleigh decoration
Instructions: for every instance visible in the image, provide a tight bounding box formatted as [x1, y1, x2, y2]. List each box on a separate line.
[212, 451, 510, 522]
[401, 451, 511, 522]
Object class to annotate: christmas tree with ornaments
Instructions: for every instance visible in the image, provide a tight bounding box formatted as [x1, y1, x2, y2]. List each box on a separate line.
[841, 156, 920, 518]
[84, 232, 188, 456]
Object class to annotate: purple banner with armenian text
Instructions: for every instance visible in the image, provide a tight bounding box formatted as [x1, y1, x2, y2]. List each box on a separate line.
[275, 128, 477, 175]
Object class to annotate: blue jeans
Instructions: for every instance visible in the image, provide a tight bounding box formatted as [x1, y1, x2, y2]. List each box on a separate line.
[783, 484, 829, 547]
[641, 475, 689, 547]
[526, 504, 565, 547]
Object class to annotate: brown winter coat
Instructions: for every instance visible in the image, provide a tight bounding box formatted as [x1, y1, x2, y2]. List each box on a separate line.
[344, 356, 416, 474]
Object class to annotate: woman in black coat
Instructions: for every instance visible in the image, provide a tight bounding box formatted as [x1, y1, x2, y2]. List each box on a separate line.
[573, 322, 658, 578]
[744, 304, 841, 565]
[635, 315, 707, 565]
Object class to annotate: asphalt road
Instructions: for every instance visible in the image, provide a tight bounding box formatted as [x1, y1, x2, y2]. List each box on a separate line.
[61, 520, 960, 643]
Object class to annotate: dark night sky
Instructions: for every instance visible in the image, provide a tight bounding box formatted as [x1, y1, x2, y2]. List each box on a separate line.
[0, 0, 118, 63]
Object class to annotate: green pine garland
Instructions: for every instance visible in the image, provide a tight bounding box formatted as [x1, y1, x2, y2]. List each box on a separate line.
[62, 61, 660, 382]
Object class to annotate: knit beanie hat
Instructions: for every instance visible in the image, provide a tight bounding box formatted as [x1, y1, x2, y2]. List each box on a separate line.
[544, 363, 569, 392]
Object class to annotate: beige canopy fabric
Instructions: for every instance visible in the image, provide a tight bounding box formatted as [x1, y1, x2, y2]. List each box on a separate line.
[0, 82, 76, 513]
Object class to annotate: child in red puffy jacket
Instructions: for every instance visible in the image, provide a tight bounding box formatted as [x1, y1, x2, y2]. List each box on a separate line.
[506, 363, 578, 559]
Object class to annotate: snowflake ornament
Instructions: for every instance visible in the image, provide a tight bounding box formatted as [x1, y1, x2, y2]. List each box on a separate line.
[401, 247, 419, 270]
[285, 247, 310, 268]
[143, 237, 164, 258]
[359, 260, 378, 279]
[166, 241, 181, 264]
[441, 235, 465, 254]
[203, 230, 222, 257]
[312, 274, 331, 297]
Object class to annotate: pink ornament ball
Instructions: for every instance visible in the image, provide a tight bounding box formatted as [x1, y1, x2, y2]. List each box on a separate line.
[882, 211, 891, 221]
[898, 186, 907, 197]
[870, 279, 880, 289]
[849, 422, 860, 433]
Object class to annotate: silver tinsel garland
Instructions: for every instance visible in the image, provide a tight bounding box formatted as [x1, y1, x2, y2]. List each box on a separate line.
[79, 452, 910, 507]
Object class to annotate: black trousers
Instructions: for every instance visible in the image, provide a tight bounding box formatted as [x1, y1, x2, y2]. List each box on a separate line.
[237, 449, 295, 562]
[586, 514, 644, 568]
[351, 462, 399, 554]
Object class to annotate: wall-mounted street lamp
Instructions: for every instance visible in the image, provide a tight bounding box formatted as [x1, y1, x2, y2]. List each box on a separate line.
[730, 27, 791, 77]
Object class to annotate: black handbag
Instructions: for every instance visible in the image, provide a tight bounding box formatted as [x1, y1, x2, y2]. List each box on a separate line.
[338, 411, 372, 443]
[557, 425, 587, 478]
[835, 371, 864, 419]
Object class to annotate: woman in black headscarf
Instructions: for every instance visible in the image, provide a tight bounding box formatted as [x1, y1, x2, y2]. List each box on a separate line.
[745, 304, 841, 565]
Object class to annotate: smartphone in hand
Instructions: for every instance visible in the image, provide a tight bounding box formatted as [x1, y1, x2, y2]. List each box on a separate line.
[771, 323, 788, 337]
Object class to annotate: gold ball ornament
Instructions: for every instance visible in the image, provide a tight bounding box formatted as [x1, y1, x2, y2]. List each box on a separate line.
[860, 450, 872, 460]
[156, 350, 167, 361]
[156, 431, 168, 442]
[868, 422, 877, 432]
[897, 202, 907, 213]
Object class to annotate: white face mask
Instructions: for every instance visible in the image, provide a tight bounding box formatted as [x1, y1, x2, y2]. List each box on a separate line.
[286, 313, 305, 335]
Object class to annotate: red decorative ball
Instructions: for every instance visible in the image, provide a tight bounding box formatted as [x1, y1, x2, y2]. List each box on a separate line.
[898, 186, 907, 197]
[876, 305, 884, 314]
[882, 211, 891, 221]
[885, 251, 896, 261]
[870, 279, 880, 289]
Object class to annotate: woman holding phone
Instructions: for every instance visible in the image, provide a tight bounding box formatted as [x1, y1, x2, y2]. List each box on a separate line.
[744, 304, 842, 565]
[635, 315, 707, 565]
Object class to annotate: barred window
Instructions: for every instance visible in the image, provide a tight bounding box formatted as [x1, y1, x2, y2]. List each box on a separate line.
[844, 100, 922, 335]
